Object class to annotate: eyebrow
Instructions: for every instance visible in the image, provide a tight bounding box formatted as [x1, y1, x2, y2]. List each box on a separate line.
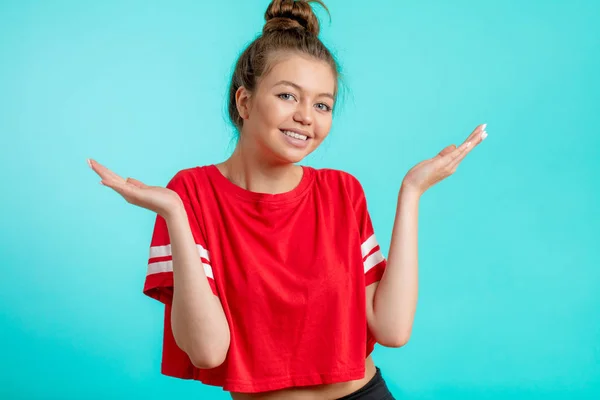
[273, 80, 335, 101]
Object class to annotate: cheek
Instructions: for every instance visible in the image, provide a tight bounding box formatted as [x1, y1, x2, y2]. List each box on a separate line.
[256, 97, 289, 126]
[315, 116, 333, 139]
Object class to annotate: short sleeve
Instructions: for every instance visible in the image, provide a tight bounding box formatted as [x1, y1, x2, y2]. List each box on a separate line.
[143, 170, 217, 304]
[346, 173, 387, 286]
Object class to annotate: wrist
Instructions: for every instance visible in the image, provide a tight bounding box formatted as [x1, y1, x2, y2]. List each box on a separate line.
[163, 200, 187, 224]
[399, 181, 422, 199]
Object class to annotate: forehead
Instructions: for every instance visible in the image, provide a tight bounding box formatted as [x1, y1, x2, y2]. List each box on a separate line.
[260, 54, 336, 95]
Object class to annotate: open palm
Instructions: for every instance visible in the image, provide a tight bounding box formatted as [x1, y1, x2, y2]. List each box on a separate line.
[88, 159, 182, 218]
[402, 123, 488, 195]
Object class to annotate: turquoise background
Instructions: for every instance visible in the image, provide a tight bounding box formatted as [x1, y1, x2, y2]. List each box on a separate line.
[1, 0, 598, 398]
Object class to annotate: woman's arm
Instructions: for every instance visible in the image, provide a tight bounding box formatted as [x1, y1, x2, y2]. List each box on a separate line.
[367, 123, 487, 347]
[367, 184, 420, 347]
[88, 159, 231, 367]
[166, 203, 231, 369]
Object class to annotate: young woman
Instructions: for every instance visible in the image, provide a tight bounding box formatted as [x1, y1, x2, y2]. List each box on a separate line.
[89, 0, 487, 398]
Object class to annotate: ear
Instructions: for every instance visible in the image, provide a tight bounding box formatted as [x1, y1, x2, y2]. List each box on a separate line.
[235, 86, 252, 120]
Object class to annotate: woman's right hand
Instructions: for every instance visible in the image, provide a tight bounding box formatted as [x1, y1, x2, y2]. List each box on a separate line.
[88, 158, 183, 219]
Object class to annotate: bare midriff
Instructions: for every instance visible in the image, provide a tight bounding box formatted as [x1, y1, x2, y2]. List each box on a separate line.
[230, 355, 376, 400]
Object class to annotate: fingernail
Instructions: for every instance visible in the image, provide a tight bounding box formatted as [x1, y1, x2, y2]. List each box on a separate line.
[100, 181, 105, 186]
[87, 159, 92, 168]
[482, 123, 487, 131]
[481, 131, 488, 140]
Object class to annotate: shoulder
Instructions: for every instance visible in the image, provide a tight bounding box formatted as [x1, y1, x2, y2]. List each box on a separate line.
[165, 165, 211, 200]
[168, 166, 201, 183]
[167, 164, 216, 184]
[313, 167, 365, 197]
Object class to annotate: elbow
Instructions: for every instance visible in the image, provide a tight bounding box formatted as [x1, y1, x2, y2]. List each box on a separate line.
[171, 312, 231, 369]
[187, 335, 230, 369]
[189, 347, 228, 369]
[379, 334, 410, 348]
[187, 334, 230, 369]
[177, 330, 230, 369]
[376, 326, 413, 348]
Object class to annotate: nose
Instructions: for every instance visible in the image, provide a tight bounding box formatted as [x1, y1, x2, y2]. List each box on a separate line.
[293, 101, 313, 125]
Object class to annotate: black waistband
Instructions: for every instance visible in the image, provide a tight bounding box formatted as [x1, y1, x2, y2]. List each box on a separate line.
[336, 367, 393, 400]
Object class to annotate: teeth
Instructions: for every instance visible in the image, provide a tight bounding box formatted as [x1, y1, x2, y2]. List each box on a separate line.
[282, 130, 308, 141]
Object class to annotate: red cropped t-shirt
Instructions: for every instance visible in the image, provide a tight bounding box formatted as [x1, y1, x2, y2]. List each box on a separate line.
[143, 165, 387, 393]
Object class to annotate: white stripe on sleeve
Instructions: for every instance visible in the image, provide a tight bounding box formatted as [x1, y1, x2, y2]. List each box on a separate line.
[146, 259, 215, 280]
[147, 260, 173, 274]
[147, 243, 213, 279]
[202, 263, 214, 279]
[149, 244, 171, 258]
[361, 234, 379, 258]
[364, 249, 385, 273]
[149, 244, 211, 261]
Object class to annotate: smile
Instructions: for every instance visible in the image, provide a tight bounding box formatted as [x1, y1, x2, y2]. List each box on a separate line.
[281, 130, 309, 141]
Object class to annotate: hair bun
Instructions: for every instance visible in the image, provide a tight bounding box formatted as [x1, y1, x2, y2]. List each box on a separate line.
[263, 0, 324, 36]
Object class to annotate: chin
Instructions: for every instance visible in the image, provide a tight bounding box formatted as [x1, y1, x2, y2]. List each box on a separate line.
[274, 150, 308, 165]
[263, 132, 321, 165]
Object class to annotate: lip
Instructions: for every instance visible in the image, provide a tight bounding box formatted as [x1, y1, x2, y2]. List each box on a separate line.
[280, 130, 310, 149]
[280, 128, 313, 139]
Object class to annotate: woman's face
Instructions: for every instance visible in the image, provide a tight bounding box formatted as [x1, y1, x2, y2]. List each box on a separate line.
[236, 53, 336, 165]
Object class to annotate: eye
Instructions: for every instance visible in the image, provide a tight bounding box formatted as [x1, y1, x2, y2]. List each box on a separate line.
[278, 93, 296, 101]
[316, 103, 332, 112]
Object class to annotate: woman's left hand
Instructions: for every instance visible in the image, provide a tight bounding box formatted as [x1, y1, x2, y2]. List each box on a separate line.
[402, 123, 488, 196]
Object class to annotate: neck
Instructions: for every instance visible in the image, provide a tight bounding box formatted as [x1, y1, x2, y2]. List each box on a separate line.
[217, 143, 303, 195]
